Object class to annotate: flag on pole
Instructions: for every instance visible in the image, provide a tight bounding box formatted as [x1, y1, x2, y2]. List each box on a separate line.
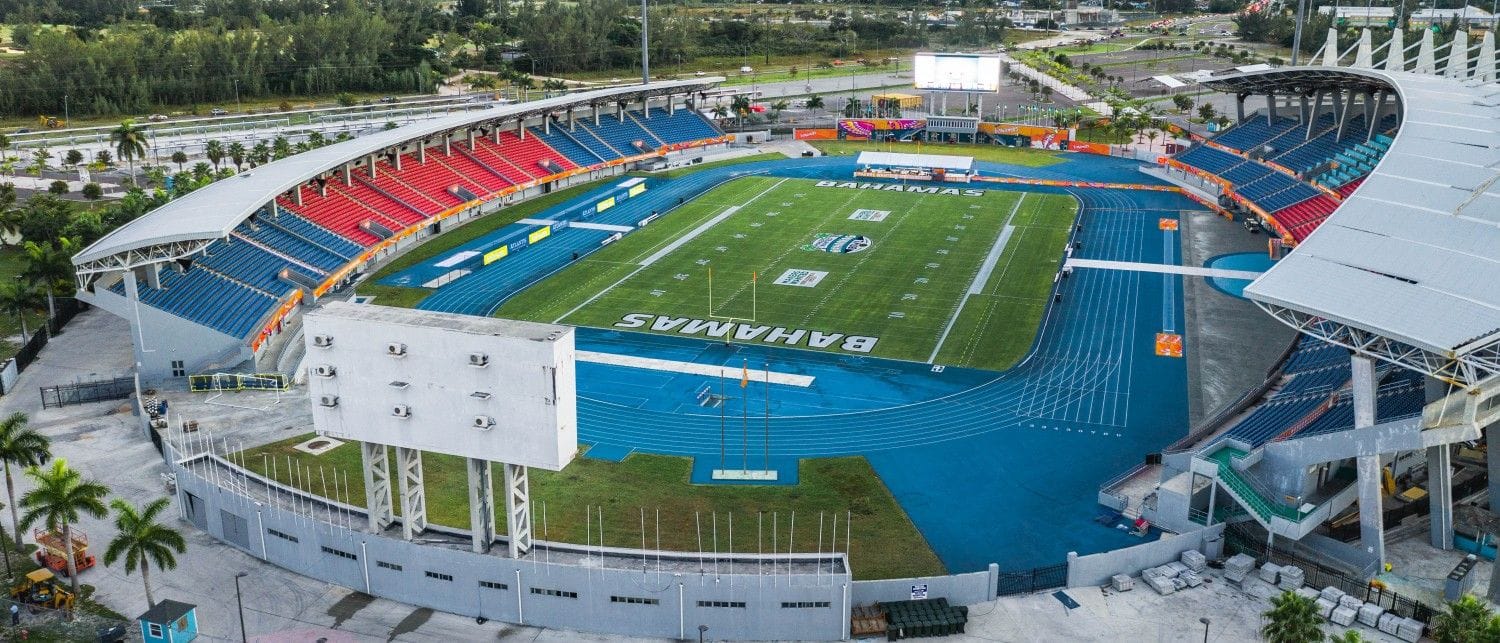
[740, 360, 750, 389]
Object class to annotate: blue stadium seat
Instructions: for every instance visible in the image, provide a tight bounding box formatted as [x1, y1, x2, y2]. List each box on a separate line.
[643, 107, 722, 143]
[529, 125, 610, 165]
[1212, 117, 1300, 152]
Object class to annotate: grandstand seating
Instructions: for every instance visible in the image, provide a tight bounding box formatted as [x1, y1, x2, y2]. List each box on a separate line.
[644, 107, 721, 142]
[529, 125, 608, 166]
[1176, 145, 1243, 175]
[1296, 370, 1426, 438]
[1211, 117, 1301, 153]
[1271, 194, 1340, 242]
[565, 120, 627, 160]
[115, 104, 727, 341]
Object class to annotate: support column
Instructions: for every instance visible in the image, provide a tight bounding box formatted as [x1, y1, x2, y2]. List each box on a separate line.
[518, 119, 526, 141]
[1428, 445, 1453, 550]
[1445, 29, 1470, 79]
[1487, 422, 1500, 604]
[1206, 475, 1218, 527]
[1352, 354, 1385, 567]
[504, 463, 532, 558]
[468, 130, 475, 149]
[361, 442, 394, 533]
[342, 165, 351, 186]
[1236, 94, 1246, 123]
[568, 110, 575, 130]
[1337, 89, 1358, 141]
[593, 104, 600, 127]
[467, 458, 496, 553]
[1299, 93, 1310, 124]
[396, 447, 427, 540]
[443, 135, 451, 156]
[1267, 92, 1279, 122]
[293, 186, 303, 207]
[368, 154, 378, 178]
[418, 144, 426, 164]
[1385, 28, 1406, 72]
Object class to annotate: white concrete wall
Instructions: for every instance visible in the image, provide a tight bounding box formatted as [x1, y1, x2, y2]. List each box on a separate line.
[1065, 524, 1225, 588]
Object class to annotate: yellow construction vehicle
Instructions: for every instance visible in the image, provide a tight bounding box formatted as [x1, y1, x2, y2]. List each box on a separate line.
[36, 115, 66, 129]
[10, 568, 76, 611]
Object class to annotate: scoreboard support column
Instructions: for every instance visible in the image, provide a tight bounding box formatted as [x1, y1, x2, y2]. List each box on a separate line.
[505, 463, 533, 558]
[468, 457, 497, 553]
[397, 447, 429, 540]
[361, 441, 394, 533]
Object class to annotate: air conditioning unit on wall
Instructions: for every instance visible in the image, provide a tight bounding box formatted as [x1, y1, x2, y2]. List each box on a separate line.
[313, 365, 336, 378]
[312, 335, 334, 348]
[392, 404, 412, 418]
[318, 395, 339, 407]
[386, 342, 407, 357]
[469, 352, 489, 367]
[472, 415, 495, 430]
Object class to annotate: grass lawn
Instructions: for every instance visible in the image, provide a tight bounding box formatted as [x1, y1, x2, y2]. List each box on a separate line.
[496, 176, 1074, 370]
[933, 192, 1076, 368]
[808, 140, 1064, 168]
[236, 435, 945, 580]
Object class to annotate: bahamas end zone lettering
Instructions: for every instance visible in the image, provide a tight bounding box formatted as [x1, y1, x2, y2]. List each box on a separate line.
[614, 313, 878, 353]
[814, 180, 984, 197]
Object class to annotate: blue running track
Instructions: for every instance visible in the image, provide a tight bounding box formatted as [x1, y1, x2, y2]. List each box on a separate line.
[405, 152, 1195, 573]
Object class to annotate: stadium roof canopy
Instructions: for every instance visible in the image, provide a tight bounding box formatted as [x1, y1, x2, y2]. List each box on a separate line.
[855, 151, 975, 172]
[1207, 68, 1500, 387]
[73, 78, 724, 274]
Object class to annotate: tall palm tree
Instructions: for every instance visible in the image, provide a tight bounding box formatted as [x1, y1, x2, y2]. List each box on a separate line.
[19, 459, 109, 598]
[22, 237, 78, 322]
[104, 498, 186, 609]
[0, 413, 49, 556]
[204, 140, 224, 169]
[804, 95, 824, 115]
[0, 280, 41, 338]
[110, 120, 149, 184]
[730, 95, 752, 128]
[1260, 590, 1325, 643]
[227, 142, 246, 172]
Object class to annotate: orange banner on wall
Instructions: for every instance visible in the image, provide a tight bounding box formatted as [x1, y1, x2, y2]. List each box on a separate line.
[1067, 140, 1112, 155]
[793, 128, 839, 140]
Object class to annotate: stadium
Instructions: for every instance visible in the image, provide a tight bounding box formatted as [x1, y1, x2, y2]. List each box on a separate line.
[40, 26, 1500, 643]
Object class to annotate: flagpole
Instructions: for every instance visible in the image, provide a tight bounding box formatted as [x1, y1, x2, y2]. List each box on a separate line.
[741, 360, 749, 473]
[764, 361, 771, 472]
[719, 369, 726, 473]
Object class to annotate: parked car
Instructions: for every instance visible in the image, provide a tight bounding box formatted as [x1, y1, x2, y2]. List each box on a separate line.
[147, 114, 169, 122]
[380, 96, 398, 104]
[210, 107, 229, 116]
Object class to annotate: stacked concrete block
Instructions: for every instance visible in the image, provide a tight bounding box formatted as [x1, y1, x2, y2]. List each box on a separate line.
[1259, 562, 1283, 584]
[1179, 570, 1203, 588]
[1314, 598, 1337, 619]
[1319, 586, 1347, 604]
[1337, 595, 1363, 612]
[1330, 606, 1358, 627]
[1164, 561, 1189, 577]
[1294, 587, 1321, 602]
[1225, 554, 1256, 583]
[1179, 550, 1206, 572]
[1395, 617, 1424, 642]
[1111, 574, 1134, 592]
[1145, 574, 1177, 595]
[1377, 612, 1403, 636]
[1277, 565, 1304, 590]
[1357, 603, 1385, 627]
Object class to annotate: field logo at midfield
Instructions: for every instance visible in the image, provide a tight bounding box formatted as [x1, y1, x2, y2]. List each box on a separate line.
[814, 180, 984, 197]
[614, 313, 878, 353]
[848, 209, 890, 222]
[802, 234, 872, 254]
[772, 269, 828, 288]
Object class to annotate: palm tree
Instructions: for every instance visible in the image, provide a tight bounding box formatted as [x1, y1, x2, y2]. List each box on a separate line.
[730, 95, 752, 128]
[804, 95, 825, 115]
[1431, 594, 1500, 643]
[103, 498, 186, 609]
[250, 141, 271, 167]
[843, 96, 860, 118]
[1146, 129, 1160, 150]
[28, 147, 51, 177]
[204, 140, 224, 169]
[1260, 590, 1325, 643]
[0, 280, 40, 338]
[0, 413, 49, 556]
[110, 120, 149, 183]
[227, 142, 246, 172]
[710, 105, 729, 121]
[22, 237, 78, 322]
[170, 151, 188, 172]
[770, 99, 789, 123]
[19, 459, 109, 598]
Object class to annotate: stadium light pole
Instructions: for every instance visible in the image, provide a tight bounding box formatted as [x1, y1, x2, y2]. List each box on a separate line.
[1291, 0, 1308, 66]
[641, 0, 650, 85]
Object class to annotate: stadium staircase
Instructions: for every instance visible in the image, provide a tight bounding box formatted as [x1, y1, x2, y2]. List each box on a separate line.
[365, 162, 447, 214]
[570, 119, 628, 159]
[1197, 446, 1361, 539]
[623, 111, 668, 147]
[451, 144, 517, 187]
[529, 125, 609, 166]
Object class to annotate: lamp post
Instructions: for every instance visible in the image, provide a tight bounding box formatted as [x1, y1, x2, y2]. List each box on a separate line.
[63, 94, 69, 127]
[235, 572, 249, 643]
[234, 79, 242, 114]
[698, 624, 709, 643]
[1200, 616, 1211, 643]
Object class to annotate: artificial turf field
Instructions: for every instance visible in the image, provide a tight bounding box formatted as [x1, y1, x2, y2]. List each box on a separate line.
[498, 177, 1077, 371]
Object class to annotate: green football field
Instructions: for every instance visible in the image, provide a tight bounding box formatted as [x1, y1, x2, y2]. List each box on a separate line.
[496, 177, 1077, 370]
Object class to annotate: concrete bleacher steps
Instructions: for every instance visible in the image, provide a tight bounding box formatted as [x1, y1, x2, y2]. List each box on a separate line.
[569, 120, 628, 159]
[533, 125, 611, 165]
[451, 144, 517, 187]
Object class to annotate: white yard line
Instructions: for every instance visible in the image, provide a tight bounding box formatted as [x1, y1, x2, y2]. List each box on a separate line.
[637, 178, 789, 267]
[578, 350, 815, 387]
[516, 218, 557, 225]
[1064, 258, 1263, 280]
[927, 194, 1029, 364]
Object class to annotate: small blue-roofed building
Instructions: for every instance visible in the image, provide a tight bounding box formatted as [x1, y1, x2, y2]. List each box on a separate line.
[138, 599, 198, 643]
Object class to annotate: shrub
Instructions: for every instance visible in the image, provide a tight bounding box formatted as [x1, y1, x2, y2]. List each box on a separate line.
[81, 182, 103, 200]
[48, 180, 69, 195]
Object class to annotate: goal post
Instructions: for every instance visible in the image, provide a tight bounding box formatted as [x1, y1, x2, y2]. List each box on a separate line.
[707, 267, 757, 324]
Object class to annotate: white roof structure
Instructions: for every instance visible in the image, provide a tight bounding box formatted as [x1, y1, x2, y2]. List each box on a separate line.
[73, 78, 724, 273]
[855, 151, 974, 172]
[1205, 67, 1500, 386]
